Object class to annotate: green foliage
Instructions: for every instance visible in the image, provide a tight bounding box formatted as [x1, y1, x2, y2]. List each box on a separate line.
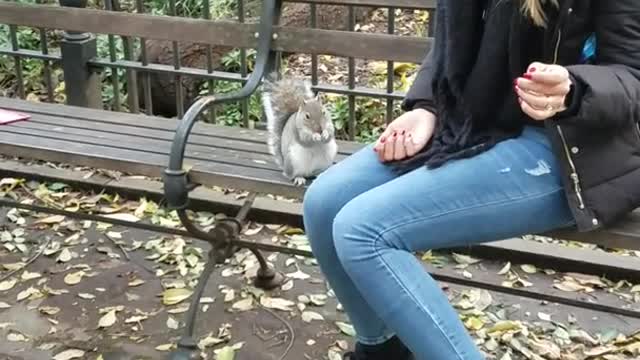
[326, 95, 402, 143]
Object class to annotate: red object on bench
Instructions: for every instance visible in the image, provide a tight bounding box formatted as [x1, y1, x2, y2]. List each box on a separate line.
[0, 108, 30, 125]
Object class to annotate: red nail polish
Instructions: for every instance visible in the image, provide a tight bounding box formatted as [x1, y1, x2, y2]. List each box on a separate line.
[392, 132, 397, 138]
[523, 73, 533, 80]
[401, 130, 406, 135]
[529, 67, 536, 73]
[514, 85, 519, 92]
[380, 137, 386, 143]
[518, 98, 523, 104]
[513, 79, 518, 86]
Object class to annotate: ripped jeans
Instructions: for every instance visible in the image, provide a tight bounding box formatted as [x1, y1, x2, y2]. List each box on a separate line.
[302, 126, 575, 360]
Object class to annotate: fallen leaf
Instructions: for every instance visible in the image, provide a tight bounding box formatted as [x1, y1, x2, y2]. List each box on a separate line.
[7, 332, 27, 342]
[281, 280, 294, 291]
[57, 248, 73, 263]
[520, 264, 537, 274]
[0, 301, 10, 309]
[39, 306, 61, 315]
[302, 311, 324, 323]
[125, 315, 148, 323]
[232, 298, 254, 312]
[128, 279, 145, 287]
[166, 316, 179, 330]
[464, 316, 485, 330]
[328, 349, 342, 360]
[78, 293, 95, 300]
[0, 279, 16, 291]
[487, 320, 521, 334]
[64, 271, 85, 286]
[103, 213, 140, 222]
[21, 271, 41, 281]
[162, 288, 193, 306]
[155, 343, 174, 351]
[215, 345, 236, 360]
[243, 225, 264, 236]
[98, 309, 117, 328]
[452, 253, 481, 265]
[498, 262, 511, 275]
[35, 215, 66, 224]
[17, 287, 43, 301]
[260, 297, 295, 311]
[198, 334, 226, 349]
[286, 270, 310, 280]
[224, 289, 236, 303]
[336, 321, 356, 337]
[537, 312, 552, 322]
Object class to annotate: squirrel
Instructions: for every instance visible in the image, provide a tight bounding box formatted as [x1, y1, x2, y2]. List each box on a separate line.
[261, 75, 338, 186]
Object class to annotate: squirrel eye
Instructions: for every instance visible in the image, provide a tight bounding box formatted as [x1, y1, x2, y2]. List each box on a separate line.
[304, 112, 310, 120]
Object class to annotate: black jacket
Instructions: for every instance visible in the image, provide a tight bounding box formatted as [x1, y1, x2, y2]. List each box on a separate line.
[404, 0, 640, 232]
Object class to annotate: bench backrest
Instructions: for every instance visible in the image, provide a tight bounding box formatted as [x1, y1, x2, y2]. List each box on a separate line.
[0, 0, 435, 135]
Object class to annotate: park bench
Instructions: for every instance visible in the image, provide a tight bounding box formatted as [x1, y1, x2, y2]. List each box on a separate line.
[2, 0, 640, 358]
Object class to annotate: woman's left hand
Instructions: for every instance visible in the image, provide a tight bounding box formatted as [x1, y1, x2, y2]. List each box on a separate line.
[515, 62, 572, 121]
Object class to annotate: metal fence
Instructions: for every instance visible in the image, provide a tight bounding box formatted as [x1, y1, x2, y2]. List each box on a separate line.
[0, 0, 435, 140]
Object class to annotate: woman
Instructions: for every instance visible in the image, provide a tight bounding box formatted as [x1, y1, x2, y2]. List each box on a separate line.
[303, 0, 640, 359]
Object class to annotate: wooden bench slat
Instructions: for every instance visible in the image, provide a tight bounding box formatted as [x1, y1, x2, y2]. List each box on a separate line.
[0, 3, 431, 63]
[3, 123, 282, 173]
[0, 131, 304, 197]
[0, 98, 364, 156]
[18, 115, 354, 163]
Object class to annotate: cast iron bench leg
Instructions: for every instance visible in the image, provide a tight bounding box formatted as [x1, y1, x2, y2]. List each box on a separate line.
[164, 0, 283, 358]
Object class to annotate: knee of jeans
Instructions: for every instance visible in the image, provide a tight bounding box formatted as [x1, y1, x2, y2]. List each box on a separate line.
[332, 199, 378, 270]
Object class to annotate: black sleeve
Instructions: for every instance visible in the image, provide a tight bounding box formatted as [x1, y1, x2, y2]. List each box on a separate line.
[401, 44, 437, 114]
[560, 0, 640, 129]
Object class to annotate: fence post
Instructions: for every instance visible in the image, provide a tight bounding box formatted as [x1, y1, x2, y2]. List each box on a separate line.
[58, 0, 102, 108]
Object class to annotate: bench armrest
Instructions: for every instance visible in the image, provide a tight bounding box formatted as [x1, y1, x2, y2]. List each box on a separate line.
[163, 0, 281, 210]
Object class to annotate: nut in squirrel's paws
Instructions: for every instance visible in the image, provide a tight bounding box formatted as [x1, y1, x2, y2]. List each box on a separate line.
[321, 130, 330, 141]
[293, 177, 307, 186]
[312, 133, 322, 143]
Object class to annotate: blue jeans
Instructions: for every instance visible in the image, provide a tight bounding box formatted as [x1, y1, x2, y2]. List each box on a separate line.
[302, 126, 575, 360]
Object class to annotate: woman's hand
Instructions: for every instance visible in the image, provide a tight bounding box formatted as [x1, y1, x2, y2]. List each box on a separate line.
[515, 62, 573, 121]
[373, 108, 436, 162]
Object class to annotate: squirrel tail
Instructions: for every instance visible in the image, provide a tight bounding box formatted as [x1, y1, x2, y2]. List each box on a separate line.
[261, 73, 314, 166]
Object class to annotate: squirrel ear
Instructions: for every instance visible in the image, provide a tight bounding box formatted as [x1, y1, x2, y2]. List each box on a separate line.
[303, 98, 309, 105]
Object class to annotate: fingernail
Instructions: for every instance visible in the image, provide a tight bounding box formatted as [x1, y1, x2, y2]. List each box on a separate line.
[518, 98, 523, 104]
[523, 73, 532, 80]
[513, 78, 518, 86]
[392, 132, 397, 138]
[380, 137, 386, 143]
[529, 67, 536, 73]
[401, 130, 406, 135]
[514, 85, 519, 92]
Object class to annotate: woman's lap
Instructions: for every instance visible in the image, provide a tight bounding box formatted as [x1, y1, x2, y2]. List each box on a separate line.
[306, 126, 574, 248]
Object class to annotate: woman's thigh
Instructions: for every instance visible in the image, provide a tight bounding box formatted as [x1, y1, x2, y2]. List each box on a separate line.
[303, 143, 399, 228]
[333, 127, 576, 253]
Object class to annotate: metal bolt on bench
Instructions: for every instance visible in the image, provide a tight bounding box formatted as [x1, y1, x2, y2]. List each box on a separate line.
[163, 0, 285, 357]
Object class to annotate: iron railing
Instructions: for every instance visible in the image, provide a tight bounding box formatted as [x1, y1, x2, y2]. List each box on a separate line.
[0, 0, 435, 139]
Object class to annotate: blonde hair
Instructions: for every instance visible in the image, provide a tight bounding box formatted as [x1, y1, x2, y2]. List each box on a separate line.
[522, 0, 558, 26]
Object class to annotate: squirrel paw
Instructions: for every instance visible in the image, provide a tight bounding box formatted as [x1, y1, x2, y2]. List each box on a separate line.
[293, 177, 307, 186]
[312, 133, 322, 143]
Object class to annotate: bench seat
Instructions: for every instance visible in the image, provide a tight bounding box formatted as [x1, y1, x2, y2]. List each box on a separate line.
[0, 97, 361, 199]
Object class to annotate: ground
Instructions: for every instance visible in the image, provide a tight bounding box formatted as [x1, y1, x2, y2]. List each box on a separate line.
[1, 179, 640, 360]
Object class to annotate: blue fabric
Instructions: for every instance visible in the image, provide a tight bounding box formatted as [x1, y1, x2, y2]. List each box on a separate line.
[303, 126, 575, 360]
[581, 33, 596, 64]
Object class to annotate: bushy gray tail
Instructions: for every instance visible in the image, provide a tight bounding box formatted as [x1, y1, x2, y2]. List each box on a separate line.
[261, 74, 314, 166]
